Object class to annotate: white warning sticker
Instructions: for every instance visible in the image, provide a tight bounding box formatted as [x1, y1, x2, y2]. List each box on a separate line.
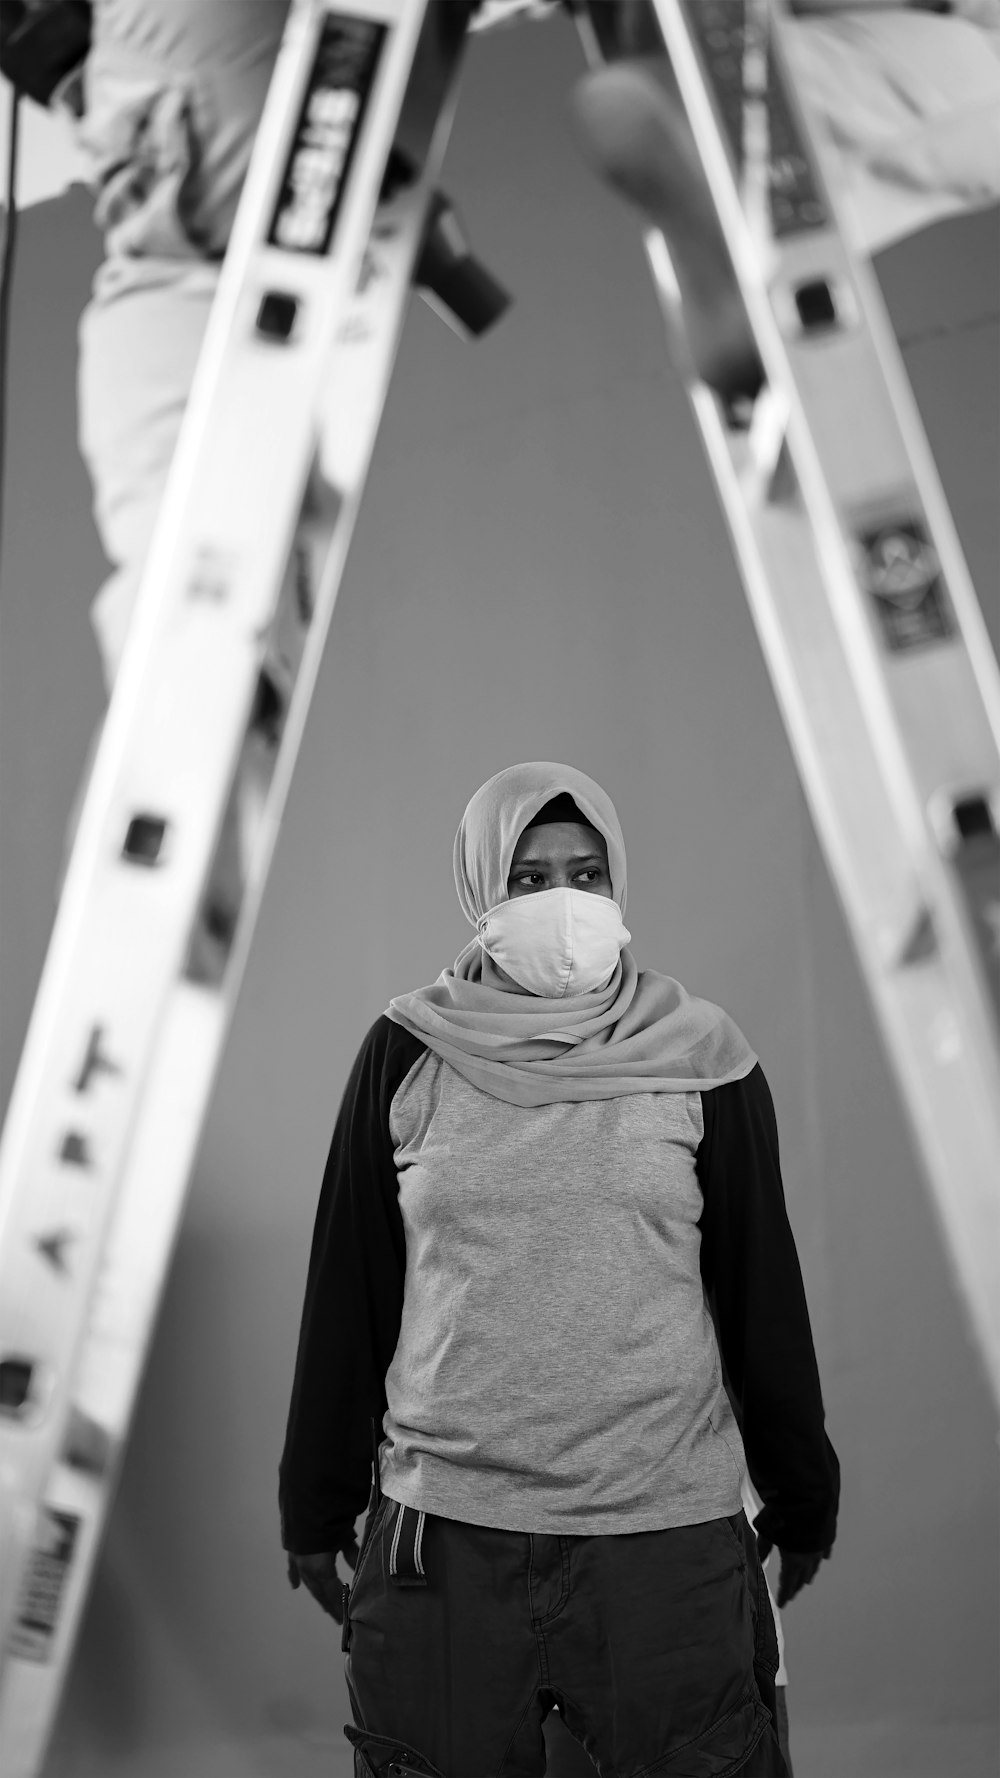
[8, 1508, 80, 1664]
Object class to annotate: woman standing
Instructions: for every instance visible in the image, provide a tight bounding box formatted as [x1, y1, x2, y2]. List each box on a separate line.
[279, 761, 839, 1777]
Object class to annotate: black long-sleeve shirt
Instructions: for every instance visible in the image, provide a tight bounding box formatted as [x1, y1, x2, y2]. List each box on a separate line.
[279, 1016, 839, 1558]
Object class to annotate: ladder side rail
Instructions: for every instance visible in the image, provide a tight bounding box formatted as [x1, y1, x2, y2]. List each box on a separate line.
[573, 1, 1000, 1406]
[0, 61, 476, 1744]
[0, 0, 437, 1693]
[650, 0, 1000, 1395]
[697, 385, 1000, 1407]
[0, 986, 219, 1778]
[641, 0, 1000, 1054]
[191, 3, 477, 1011]
[0, 0, 431, 1236]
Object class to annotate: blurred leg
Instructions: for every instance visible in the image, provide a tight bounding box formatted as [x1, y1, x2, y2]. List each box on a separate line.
[66, 4, 290, 947]
[570, 4, 1000, 396]
[77, 258, 219, 688]
[571, 57, 761, 400]
[77, 1, 290, 681]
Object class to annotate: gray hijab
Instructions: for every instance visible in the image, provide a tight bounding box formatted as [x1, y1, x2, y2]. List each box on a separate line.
[386, 762, 758, 1107]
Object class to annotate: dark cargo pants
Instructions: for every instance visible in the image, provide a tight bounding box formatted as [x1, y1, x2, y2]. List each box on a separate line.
[341, 1476, 789, 1778]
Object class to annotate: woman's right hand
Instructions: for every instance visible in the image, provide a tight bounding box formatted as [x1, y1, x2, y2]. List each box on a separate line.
[287, 1540, 360, 1623]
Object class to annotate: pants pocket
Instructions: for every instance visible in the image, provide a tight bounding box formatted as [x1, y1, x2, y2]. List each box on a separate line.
[343, 1724, 446, 1778]
[351, 1490, 392, 1596]
[719, 1509, 749, 1565]
[750, 1556, 781, 1685]
[650, 1687, 774, 1776]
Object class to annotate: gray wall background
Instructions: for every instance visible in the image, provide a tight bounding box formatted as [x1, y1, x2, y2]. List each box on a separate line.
[1, 16, 997, 1777]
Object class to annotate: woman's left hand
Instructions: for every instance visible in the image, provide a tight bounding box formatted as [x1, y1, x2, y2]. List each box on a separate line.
[756, 1536, 832, 1608]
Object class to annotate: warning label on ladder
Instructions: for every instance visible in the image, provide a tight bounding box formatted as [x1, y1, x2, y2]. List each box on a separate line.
[855, 516, 955, 653]
[7, 1509, 79, 1664]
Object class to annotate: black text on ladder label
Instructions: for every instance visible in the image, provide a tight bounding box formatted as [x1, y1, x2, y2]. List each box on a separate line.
[8, 1509, 80, 1664]
[269, 15, 386, 256]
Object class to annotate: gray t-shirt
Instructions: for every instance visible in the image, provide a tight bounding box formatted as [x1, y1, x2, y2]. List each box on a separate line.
[381, 1049, 746, 1535]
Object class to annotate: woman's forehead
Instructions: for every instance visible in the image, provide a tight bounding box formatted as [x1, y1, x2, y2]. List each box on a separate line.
[510, 820, 608, 859]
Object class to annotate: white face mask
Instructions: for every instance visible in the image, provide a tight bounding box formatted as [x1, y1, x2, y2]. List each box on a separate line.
[477, 887, 631, 998]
